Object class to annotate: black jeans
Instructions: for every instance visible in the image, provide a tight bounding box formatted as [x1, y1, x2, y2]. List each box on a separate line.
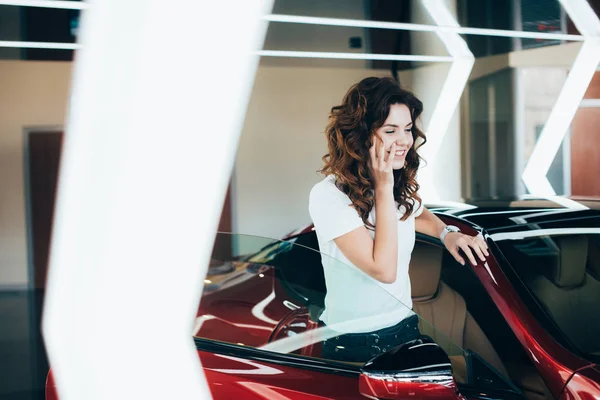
[321, 314, 421, 363]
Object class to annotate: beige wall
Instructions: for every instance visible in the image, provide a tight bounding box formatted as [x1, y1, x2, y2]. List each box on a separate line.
[235, 65, 413, 239]
[0, 61, 72, 287]
[0, 60, 455, 286]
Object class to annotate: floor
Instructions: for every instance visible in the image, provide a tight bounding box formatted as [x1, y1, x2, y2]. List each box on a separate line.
[0, 290, 48, 400]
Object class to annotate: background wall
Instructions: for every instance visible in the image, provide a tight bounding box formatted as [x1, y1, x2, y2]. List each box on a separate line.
[0, 48, 462, 286]
[234, 65, 414, 239]
[263, 0, 371, 69]
[234, 0, 462, 240]
[0, 60, 419, 286]
[0, 61, 72, 288]
[0, 0, 463, 283]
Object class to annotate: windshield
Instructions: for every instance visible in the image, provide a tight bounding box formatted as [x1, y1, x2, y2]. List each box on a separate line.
[494, 231, 600, 362]
[196, 232, 466, 367]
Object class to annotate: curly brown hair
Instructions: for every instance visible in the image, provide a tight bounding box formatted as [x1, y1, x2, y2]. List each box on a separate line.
[319, 76, 426, 227]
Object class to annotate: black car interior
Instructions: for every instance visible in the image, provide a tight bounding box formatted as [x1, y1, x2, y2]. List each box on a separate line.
[274, 231, 327, 319]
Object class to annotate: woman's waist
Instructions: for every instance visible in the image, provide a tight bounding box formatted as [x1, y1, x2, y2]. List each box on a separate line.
[322, 314, 419, 346]
[320, 304, 414, 333]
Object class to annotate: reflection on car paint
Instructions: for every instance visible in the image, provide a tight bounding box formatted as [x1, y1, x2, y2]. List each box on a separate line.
[206, 354, 284, 376]
[481, 262, 498, 285]
[251, 290, 278, 325]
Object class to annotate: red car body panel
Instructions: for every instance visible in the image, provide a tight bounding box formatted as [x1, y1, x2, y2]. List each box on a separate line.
[46, 369, 57, 400]
[200, 350, 366, 399]
[195, 267, 300, 347]
[45, 353, 368, 400]
[559, 366, 600, 400]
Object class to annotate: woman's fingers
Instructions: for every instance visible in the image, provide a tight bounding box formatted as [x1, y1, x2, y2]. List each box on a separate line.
[469, 239, 487, 262]
[474, 234, 489, 255]
[378, 138, 385, 166]
[369, 136, 395, 188]
[385, 143, 396, 170]
[458, 241, 478, 266]
[369, 141, 377, 166]
[448, 248, 465, 266]
[447, 233, 490, 266]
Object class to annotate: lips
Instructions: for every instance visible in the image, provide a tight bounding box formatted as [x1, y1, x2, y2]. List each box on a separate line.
[392, 149, 406, 157]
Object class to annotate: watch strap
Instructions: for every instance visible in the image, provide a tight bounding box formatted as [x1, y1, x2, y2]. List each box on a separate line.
[440, 225, 461, 243]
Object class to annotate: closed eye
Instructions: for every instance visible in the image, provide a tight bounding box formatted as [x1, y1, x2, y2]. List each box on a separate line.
[385, 130, 395, 134]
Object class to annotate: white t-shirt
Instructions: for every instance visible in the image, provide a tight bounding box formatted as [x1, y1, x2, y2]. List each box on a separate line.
[308, 175, 423, 333]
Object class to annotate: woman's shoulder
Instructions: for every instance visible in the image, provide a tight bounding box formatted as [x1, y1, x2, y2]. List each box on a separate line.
[309, 175, 349, 204]
[395, 198, 424, 219]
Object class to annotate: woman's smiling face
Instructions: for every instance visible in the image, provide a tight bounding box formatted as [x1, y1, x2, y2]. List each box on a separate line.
[373, 103, 414, 170]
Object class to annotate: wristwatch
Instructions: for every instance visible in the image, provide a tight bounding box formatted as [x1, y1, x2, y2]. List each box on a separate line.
[440, 225, 461, 243]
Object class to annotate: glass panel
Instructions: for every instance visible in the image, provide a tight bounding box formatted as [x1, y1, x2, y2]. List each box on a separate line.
[261, 21, 446, 70]
[459, 0, 571, 57]
[521, 67, 570, 195]
[467, 65, 575, 200]
[496, 232, 600, 362]
[0, 5, 79, 61]
[196, 232, 465, 367]
[520, 0, 566, 50]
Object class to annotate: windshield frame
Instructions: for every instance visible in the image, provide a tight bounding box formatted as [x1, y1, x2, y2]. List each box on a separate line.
[194, 336, 362, 376]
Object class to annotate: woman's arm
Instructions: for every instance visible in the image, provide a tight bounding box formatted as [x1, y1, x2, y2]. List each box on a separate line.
[332, 140, 399, 284]
[414, 207, 445, 238]
[334, 186, 398, 283]
[416, 207, 489, 266]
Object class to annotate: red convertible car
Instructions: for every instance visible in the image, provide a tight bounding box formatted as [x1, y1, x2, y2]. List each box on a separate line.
[46, 199, 600, 399]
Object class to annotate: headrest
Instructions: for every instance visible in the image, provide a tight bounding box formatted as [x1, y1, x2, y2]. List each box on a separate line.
[586, 235, 600, 280]
[409, 241, 443, 301]
[546, 236, 588, 288]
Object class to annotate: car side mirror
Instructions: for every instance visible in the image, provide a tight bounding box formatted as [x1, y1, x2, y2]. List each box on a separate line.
[359, 336, 460, 399]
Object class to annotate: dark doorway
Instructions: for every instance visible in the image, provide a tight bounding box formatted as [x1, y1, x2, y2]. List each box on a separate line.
[25, 130, 63, 290]
[211, 181, 234, 262]
[23, 129, 63, 400]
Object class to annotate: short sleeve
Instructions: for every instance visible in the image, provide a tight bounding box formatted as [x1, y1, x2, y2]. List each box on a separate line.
[413, 199, 425, 218]
[309, 179, 365, 243]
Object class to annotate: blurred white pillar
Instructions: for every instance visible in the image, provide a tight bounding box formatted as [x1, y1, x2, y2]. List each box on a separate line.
[413, 0, 474, 202]
[42, 1, 273, 399]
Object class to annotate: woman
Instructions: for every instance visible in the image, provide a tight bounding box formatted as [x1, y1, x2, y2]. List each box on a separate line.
[308, 77, 488, 363]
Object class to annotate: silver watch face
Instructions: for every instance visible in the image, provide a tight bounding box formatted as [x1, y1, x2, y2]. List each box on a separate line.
[446, 225, 461, 233]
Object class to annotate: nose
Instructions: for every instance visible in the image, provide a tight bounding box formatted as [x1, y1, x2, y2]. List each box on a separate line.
[396, 134, 409, 146]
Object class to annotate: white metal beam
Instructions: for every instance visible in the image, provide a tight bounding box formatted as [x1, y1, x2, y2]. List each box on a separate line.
[42, 1, 273, 400]
[417, 0, 474, 202]
[0, 0, 87, 9]
[258, 50, 452, 62]
[0, 42, 451, 63]
[580, 98, 600, 107]
[0, 40, 80, 49]
[264, 13, 585, 42]
[491, 228, 600, 241]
